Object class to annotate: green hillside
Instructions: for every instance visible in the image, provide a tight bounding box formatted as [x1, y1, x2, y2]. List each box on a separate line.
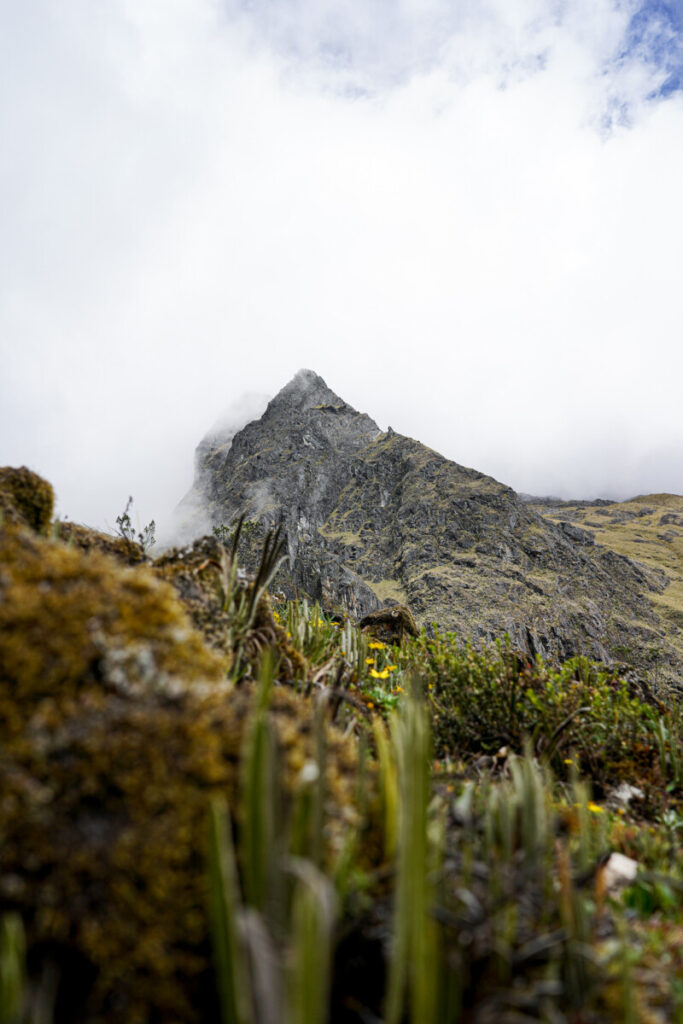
[2, 466, 682, 1023]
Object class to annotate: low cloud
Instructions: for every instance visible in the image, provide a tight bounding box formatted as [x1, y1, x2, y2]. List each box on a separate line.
[1, 0, 682, 532]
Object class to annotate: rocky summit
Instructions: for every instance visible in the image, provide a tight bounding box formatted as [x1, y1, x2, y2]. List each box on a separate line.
[178, 369, 682, 684]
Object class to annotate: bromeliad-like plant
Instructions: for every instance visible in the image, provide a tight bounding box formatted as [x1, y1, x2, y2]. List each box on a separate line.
[213, 516, 288, 682]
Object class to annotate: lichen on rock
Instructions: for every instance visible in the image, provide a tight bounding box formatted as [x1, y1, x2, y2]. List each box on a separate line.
[0, 465, 54, 533]
[54, 519, 146, 565]
[359, 605, 418, 645]
[0, 514, 365, 1022]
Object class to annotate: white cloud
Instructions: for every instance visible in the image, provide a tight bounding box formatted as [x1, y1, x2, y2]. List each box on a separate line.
[1, 0, 682, 535]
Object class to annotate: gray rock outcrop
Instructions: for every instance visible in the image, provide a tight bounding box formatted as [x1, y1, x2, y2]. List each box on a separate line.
[178, 370, 681, 683]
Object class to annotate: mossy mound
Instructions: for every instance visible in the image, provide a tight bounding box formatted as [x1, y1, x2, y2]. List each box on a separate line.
[359, 604, 418, 645]
[0, 523, 363, 1022]
[0, 523, 225, 737]
[0, 465, 54, 533]
[54, 519, 146, 565]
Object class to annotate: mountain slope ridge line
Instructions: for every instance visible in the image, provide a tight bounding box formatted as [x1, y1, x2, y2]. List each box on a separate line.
[176, 369, 682, 685]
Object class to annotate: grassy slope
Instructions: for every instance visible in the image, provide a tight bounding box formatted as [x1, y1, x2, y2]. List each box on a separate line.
[530, 493, 683, 670]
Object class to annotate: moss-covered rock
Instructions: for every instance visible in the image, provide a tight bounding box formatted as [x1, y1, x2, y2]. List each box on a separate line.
[359, 605, 418, 645]
[54, 519, 146, 565]
[0, 523, 362, 1022]
[0, 465, 54, 533]
[0, 523, 225, 734]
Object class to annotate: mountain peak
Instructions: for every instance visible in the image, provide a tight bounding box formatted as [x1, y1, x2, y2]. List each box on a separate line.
[267, 369, 346, 413]
[291, 367, 326, 389]
[176, 370, 683, 686]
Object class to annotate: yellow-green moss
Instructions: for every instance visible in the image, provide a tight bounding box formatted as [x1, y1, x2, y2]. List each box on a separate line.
[367, 578, 409, 605]
[0, 524, 226, 736]
[0, 522, 365, 1023]
[0, 466, 54, 533]
[320, 525, 364, 547]
[54, 520, 146, 565]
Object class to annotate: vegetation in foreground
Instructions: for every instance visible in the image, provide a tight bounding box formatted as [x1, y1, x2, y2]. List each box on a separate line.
[1, 468, 683, 1023]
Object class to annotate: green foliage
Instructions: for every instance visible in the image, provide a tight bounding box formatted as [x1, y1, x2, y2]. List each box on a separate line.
[207, 801, 252, 1024]
[385, 683, 440, 1024]
[283, 599, 341, 668]
[213, 518, 258, 551]
[400, 629, 669, 788]
[217, 516, 287, 682]
[207, 658, 338, 1024]
[656, 711, 683, 790]
[5, 497, 683, 1022]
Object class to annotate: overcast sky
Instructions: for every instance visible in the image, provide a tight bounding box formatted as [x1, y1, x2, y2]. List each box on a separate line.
[1, 0, 682, 536]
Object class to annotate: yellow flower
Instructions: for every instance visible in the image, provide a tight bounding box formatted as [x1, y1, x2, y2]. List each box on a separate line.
[366, 701, 374, 709]
[563, 758, 573, 765]
[387, 665, 397, 672]
[368, 641, 385, 650]
[587, 802, 604, 815]
[370, 668, 390, 680]
[273, 610, 281, 622]
[365, 657, 375, 665]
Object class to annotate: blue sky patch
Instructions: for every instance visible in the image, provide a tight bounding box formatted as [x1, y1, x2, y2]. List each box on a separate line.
[623, 0, 683, 96]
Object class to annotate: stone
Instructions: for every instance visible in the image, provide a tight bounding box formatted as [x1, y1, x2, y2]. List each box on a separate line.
[602, 853, 639, 893]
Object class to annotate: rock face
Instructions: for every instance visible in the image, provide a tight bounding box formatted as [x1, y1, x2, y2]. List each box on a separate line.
[180, 370, 681, 683]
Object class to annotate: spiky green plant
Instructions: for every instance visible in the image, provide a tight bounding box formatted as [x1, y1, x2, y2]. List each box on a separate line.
[385, 680, 441, 1024]
[207, 799, 253, 1024]
[215, 516, 287, 681]
[286, 861, 337, 1024]
[208, 653, 338, 1024]
[0, 915, 25, 1024]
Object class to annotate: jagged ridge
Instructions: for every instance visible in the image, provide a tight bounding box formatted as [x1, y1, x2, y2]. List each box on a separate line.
[179, 370, 681, 683]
